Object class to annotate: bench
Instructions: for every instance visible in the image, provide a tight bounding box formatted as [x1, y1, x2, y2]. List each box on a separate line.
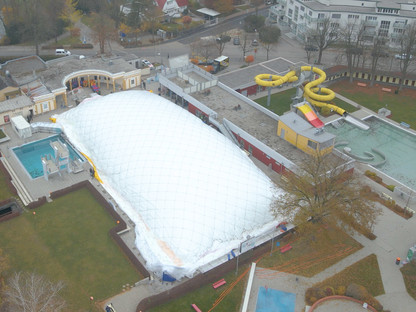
[280, 244, 292, 253]
[191, 304, 202, 312]
[357, 82, 367, 87]
[400, 122, 410, 128]
[382, 87, 392, 92]
[213, 278, 226, 289]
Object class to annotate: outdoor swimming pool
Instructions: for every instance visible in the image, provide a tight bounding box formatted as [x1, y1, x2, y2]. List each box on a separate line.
[12, 135, 83, 179]
[255, 287, 296, 312]
[327, 116, 416, 190]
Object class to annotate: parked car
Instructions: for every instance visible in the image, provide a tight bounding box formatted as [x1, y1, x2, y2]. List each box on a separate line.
[142, 59, 154, 68]
[55, 49, 71, 56]
[305, 45, 318, 52]
[233, 37, 240, 45]
[251, 39, 259, 46]
[395, 53, 412, 60]
[371, 51, 389, 57]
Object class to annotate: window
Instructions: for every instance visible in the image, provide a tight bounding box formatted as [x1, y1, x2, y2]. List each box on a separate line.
[288, 8, 293, 17]
[332, 13, 341, 19]
[308, 140, 317, 150]
[348, 14, 359, 19]
[309, 10, 312, 16]
[300, 6, 305, 12]
[318, 13, 325, 19]
[366, 16, 377, 21]
[131, 79, 135, 84]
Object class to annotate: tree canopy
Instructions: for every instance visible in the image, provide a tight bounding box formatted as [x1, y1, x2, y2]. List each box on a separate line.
[259, 26, 281, 60]
[271, 153, 381, 234]
[244, 15, 265, 33]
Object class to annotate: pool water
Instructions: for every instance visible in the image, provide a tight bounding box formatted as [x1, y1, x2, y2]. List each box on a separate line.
[327, 116, 416, 190]
[13, 135, 83, 179]
[255, 287, 296, 312]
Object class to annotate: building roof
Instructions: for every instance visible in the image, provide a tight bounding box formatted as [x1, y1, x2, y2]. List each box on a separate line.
[0, 95, 32, 114]
[197, 8, 220, 16]
[0, 76, 7, 90]
[55, 90, 284, 280]
[279, 111, 335, 143]
[1, 56, 47, 78]
[9, 55, 137, 91]
[176, 0, 188, 7]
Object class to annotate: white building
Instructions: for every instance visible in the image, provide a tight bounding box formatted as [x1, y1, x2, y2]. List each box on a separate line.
[268, 0, 416, 45]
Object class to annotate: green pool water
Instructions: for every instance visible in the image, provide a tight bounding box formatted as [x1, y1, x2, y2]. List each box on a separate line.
[327, 116, 416, 190]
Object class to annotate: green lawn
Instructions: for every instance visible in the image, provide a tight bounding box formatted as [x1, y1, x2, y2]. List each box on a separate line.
[254, 88, 358, 116]
[0, 188, 142, 311]
[315, 254, 385, 297]
[0, 170, 14, 201]
[331, 81, 416, 129]
[400, 260, 416, 300]
[150, 226, 362, 311]
[0, 128, 5, 139]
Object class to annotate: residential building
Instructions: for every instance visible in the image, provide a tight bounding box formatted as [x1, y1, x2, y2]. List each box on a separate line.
[268, 0, 416, 45]
[154, 0, 188, 18]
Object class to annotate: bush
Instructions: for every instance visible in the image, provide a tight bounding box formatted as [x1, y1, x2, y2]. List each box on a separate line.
[71, 43, 93, 49]
[305, 287, 326, 305]
[320, 106, 331, 117]
[335, 285, 346, 296]
[346, 283, 383, 311]
[245, 55, 254, 64]
[70, 27, 80, 37]
[324, 286, 335, 296]
[387, 185, 395, 192]
[365, 170, 377, 177]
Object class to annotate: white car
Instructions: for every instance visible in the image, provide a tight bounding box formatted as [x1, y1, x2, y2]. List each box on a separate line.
[395, 53, 412, 60]
[142, 59, 154, 68]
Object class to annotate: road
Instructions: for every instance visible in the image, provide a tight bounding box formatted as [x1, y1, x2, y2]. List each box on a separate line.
[0, 7, 409, 74]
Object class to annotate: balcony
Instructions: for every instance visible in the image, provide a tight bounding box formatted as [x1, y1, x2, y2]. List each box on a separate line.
[276, 0, 287, 4]
[391, 32, 403, 39]
[363, 29, 376, 36]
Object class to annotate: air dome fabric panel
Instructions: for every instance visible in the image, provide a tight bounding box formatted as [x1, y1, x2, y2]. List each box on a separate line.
[56, 90, 284, 279]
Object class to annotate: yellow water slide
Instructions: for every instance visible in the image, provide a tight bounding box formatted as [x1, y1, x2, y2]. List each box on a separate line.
[254, 66, 346, 116]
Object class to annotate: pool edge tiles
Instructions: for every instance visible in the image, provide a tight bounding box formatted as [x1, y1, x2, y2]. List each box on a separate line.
[255, 286, 296, 312]
[12, 135, 84, 179]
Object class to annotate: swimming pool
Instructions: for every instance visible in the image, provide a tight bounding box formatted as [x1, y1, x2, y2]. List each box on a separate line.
[12, 135, 83, 179]
[255, 286, 296, 312]
[327, 116, 416, 190]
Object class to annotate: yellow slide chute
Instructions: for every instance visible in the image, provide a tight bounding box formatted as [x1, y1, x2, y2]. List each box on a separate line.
[254, 66, 346, 116]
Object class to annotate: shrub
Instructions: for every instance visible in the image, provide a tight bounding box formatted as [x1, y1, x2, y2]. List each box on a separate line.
[71, 43, 93, 49]
[365, 170, 377, 177]
[373, 176, 382, 184]
[346, 283, 383, 311]
[305, 287, 325, 305]
[245, 55, 254, 64]
[70, 27, 80, 37]
[190, 58, 199, 64]
[386, 185, 395, 192]
[323, 286, 335, 296]
[335, 285, 346, 296]
[320, 106, 331, 117]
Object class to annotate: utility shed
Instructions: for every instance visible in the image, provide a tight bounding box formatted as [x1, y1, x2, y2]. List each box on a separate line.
[11, 115, 32, 138]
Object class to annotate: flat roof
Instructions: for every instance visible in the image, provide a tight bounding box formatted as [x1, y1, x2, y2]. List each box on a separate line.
[217, 58, 308, 90]
[197, 8, 220, 16]
[279, 112, 335, 143]
[7, 55, 137, 91]
[0, 95, 33, 113]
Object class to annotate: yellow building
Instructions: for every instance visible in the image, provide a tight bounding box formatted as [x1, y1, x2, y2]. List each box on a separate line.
[277, 112, 335, 156]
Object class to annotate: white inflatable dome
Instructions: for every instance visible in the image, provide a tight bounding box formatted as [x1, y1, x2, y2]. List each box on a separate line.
[56, 90, 284, 279]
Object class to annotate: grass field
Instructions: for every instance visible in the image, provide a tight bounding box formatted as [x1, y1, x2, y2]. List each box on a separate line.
[314, 254, 385, 297]
[400, 260, 416, 300]
[254, 88, 358, 116]
[330, 80, 416, 129]
[0, 170, 14, 201]
[150, 226, 362, 311]
[0, 188, 142, 311]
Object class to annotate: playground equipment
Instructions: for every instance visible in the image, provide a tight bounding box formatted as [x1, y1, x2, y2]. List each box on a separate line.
[254, 66, 347, 126]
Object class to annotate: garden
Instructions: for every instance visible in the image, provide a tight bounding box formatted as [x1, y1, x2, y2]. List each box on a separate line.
[0, 186, 142, 311]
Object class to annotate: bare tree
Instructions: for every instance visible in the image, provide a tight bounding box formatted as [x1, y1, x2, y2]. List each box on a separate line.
[190, 38, 217, 62]
[215, 33, 231, 56]
[369, 36, 388, 86]
[271, 152, 381, 234]
[3, 272, 66, 312]
[306, 18, 338, 65]
[339, 20, 366, 83]
[397, 22, 416, 90]
[239, 31, 251, 60]
[90, 12, 117, 54]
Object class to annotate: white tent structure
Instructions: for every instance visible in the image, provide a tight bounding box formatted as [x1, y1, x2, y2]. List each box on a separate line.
[11, 115, 32, 139]
[55, 91, 285, 279]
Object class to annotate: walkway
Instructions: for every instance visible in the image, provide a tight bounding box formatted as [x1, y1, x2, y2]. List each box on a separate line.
[247, 174, 416, 312]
